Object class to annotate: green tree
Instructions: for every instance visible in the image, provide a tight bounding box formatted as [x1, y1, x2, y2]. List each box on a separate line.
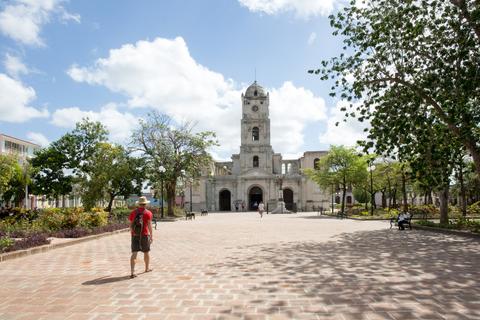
[1, 161, 30, 207]
[30, 118, 124, 210]
[305, 145, 367, 215]
[310, 0, 480, 178]
[0, 154, 18, 197]
[81, 143, 146, 212]
[30, 145, 73, 205]
[131, 112, 218, 217]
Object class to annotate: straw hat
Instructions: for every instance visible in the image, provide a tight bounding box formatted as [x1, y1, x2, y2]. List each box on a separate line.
[136, 196, 150, 205]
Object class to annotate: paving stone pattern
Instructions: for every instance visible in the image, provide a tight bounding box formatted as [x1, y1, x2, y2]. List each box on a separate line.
[0, 212, 479, 320]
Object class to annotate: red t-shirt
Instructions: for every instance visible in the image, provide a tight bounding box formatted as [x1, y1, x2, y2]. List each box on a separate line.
[129, 207, 153, 236]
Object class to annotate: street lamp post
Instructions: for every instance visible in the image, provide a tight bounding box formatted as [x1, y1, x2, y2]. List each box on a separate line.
[369, 164, 376, 216]
[159, 165, 166, 219]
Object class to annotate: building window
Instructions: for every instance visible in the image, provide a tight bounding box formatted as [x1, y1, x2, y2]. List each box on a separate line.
[5, 140, 25, 154]
[252, 127, 259, 141]
[282, 163, 286, 174]
[253, 156, 259, 168]
[314, 158, 320, 169]
[254, 90, 258, 96]
[287, 163, 292, 173]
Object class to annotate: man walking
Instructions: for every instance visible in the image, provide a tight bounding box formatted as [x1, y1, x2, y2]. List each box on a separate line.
[129, 196, 153, 278]
[258, 201, 265, 218]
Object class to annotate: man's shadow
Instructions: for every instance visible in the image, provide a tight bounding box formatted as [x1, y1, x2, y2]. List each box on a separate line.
[82, 275, 131, 285]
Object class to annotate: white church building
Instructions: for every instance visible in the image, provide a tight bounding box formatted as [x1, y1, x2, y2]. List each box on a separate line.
[185, 81, 353, 212]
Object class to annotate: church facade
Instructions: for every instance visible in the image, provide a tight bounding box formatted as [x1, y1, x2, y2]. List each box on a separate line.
[186, 81, 343, 212]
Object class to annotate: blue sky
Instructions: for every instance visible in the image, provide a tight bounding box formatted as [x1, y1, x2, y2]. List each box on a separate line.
[0, 0, 367, 160]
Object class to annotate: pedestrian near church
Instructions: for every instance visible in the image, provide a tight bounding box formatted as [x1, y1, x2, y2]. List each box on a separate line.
[129, 196, 153, 278]
[258, 201, 265, 218]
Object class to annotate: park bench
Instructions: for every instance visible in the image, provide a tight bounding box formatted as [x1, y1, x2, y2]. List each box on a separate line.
[390, 213, 413, 230]
[185, 209, 195, 220]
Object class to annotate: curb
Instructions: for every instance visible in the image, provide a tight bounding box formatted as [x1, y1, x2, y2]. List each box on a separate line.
[0, 228, 129, 263]
[413, 224, 480, 239]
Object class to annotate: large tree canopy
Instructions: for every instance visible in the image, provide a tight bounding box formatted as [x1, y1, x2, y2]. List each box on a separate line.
[131, 112, 218, 216]
[310, 0, 480, 177]
[305, 145, 367, 214]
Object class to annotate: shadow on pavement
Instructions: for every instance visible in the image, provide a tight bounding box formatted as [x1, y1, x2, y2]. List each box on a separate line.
[82, 275, 132, 285]
[210, 229, 480, 319]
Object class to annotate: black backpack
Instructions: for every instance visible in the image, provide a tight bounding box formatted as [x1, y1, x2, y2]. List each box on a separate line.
[133, 209, 144, 236]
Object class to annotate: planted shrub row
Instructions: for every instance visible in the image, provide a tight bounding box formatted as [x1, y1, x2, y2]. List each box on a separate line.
[0, 207, 130, 253]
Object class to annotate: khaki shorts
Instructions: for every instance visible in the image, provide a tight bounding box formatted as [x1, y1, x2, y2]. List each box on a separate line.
[131, 235, 151, 252]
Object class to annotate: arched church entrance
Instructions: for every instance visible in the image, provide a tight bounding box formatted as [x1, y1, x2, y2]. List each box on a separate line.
[219, 189, 231, 211]
[248, 186, 263, 210]
[283, 188, 294, 210]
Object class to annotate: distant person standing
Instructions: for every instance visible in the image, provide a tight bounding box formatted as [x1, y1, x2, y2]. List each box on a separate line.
[253, 201, 258, 211]
[241, 201, 245, 212]
[129, 196, 153, 278]
[258, 201, 265, 218]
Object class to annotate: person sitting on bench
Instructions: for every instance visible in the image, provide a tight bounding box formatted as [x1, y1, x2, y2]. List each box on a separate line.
[398, 211, 410, 230]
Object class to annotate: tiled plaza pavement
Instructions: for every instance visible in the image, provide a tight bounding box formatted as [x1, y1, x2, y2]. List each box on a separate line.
[1, 212, 480, 320]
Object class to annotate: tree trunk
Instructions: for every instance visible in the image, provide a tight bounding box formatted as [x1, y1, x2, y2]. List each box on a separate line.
[402, 169, 408, 212]
[165, 181, 176, 217]
[364, 190, 368, 211]
[392, 188, 397, 208]
[427, 190, 433, 204]
[438, 185, 450, 225]
[381, 191, 387, 208]
[459, 163, 467, 216]
[106, 193, 115, 213]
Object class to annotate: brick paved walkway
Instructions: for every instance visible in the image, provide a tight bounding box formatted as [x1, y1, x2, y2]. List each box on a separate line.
[1, 212, 479, 320]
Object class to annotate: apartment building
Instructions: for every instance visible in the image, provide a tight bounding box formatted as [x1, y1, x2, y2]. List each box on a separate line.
[0, 133, 41, 159]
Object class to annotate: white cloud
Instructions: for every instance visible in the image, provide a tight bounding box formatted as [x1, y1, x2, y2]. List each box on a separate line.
[0, 0, 80, 46]
[0, 73, 49, 122]
[4, 53, 29, 78]
[319, 100, 369, 147]
[270, 82, 327, 155]
[307, 32, 317, 45]
[67, 37, 328, 158]
[51, 103, 140, 143]
[238, 0, 341, 18]
[26, 132, 49, 147]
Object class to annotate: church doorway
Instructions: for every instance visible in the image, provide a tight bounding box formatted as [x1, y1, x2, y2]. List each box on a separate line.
[283, 188, 294, 210]
[248, 186, 263, 210]
[219, 190, 231, 211]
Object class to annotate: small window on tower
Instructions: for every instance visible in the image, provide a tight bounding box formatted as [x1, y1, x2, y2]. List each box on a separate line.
[253, 156, 259, 167]
[254, 90, 258, 96]
[252, 127, 259, 141]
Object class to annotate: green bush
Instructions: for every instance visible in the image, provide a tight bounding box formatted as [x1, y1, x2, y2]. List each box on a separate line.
[61, 207, 84, 229]
[110, 208, 131, 222]
[0, 236, 15, 252]
[409, 205, 439, 218]
[81, 208, 108, 228]
[415, 220, 436, 227]
[467, 201, 480, 216]
[37, 208, 64, 231]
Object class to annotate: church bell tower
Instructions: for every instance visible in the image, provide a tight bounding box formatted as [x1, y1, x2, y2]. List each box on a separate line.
[239, 81, 274, 173]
